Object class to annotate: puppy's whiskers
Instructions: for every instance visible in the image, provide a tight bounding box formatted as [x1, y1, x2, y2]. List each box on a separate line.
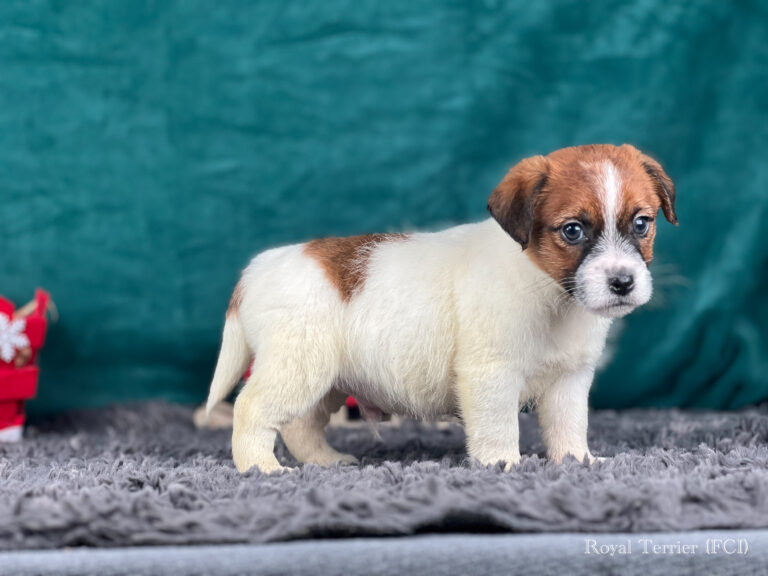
[520, 276, 560, 299]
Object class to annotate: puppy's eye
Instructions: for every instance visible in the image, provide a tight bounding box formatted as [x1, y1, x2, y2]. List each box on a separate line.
[561, 222, 585, 244]
[633, 216, 650, 237]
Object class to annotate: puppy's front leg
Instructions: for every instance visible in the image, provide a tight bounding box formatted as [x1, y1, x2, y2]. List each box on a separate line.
[537, 368, 595, 463]
[457, 368, 523, 470]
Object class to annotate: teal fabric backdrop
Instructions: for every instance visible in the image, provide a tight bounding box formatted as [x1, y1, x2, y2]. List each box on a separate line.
[2, 1, 766, 414]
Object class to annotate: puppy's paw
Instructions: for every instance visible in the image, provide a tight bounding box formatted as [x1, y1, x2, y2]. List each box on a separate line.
[474, 454, 521, 471]
[332, 452, 360, 466]
[586, 454, 607, 465]
[549, 450, 602, 465]
[502, 459, 521, 472]
[239, 462, 289, 475]
[308, 450, 359, 467]
[234, 453, 288, 475]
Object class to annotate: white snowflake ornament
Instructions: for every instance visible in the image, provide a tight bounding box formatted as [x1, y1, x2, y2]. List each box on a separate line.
[0, 312, 30, 363]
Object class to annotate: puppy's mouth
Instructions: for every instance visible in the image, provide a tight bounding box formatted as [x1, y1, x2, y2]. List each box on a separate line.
[567, 286, 639, 318]
[587, 302, 636, 318]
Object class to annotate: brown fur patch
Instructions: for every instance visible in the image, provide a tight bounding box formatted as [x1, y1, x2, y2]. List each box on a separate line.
[227, 280, 244, 317]
[491, 144, 674, 285]
[614, 154, 663, 264]
[304, 233, 408, 301]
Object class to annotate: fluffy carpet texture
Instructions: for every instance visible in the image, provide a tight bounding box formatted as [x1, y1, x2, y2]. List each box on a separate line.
[2, 403, 768, 550]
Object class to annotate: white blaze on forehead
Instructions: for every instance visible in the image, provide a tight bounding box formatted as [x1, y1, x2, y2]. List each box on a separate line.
[597, 160, 622, 238]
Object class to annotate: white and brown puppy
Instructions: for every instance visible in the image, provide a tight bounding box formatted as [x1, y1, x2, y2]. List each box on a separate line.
[207, 144, 677, 473]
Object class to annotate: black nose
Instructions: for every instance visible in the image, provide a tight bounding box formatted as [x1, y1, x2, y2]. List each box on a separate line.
[608, 273, 634, 296]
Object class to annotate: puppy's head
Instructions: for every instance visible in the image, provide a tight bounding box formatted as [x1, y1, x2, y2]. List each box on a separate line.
[488, 144, 677, 318]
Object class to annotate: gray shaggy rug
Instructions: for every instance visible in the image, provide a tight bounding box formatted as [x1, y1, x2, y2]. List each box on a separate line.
[2, 402, 768, 550]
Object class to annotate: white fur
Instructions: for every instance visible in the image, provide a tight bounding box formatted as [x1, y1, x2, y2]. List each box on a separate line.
[599, 160, 622, 233]
[574, 161, 653, 317]
[209, 219, 614, 473]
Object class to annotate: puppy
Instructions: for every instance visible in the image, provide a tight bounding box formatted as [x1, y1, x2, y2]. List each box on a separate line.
[207, 144, 677, 473]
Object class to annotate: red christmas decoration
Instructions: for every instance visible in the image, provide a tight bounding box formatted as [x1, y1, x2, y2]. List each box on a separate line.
[0, 289, 51, 442]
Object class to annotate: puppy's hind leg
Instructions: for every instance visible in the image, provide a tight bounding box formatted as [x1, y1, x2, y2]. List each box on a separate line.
[280, 389, 358, 467]
[232, 335, 340, 474]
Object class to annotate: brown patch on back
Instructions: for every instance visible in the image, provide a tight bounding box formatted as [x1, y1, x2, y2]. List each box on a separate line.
[304, 233, 408, 300]
[227, 280, 244, 317]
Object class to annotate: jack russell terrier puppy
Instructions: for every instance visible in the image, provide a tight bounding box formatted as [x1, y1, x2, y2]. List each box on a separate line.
[207, 144, 677, 473]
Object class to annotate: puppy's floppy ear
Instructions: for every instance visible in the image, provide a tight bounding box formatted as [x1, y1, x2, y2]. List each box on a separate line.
[641, 155, 678, 225]
[487, 155, 549, 250]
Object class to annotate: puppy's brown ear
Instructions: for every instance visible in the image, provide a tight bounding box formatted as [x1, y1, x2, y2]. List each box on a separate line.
[487, 155, 548, 250]
[641, 155, 678, 225]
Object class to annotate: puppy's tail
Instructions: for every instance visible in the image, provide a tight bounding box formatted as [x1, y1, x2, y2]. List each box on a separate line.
[206, 310, 251, 416]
